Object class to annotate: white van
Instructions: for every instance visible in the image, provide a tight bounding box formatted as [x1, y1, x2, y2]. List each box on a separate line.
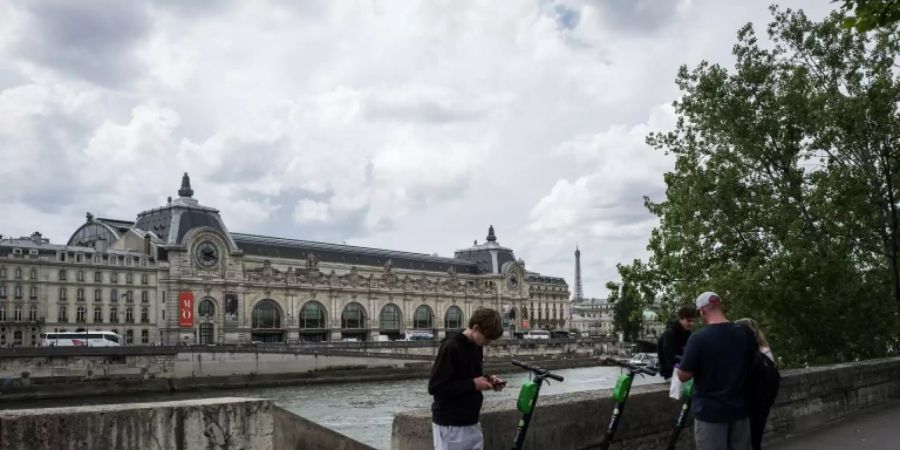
[523, 330, 551, 340]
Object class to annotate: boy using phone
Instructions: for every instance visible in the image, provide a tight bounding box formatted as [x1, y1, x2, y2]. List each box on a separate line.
[428, 308, 506, 450]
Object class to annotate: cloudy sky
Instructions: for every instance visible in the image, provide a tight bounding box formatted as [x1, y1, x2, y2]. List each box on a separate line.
[0, 0, 831, 296]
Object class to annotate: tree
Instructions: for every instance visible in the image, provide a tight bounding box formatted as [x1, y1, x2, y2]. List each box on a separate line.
[838, 0, 900, 31]
[617, 7, 900, 366]
[607, 279, 643, 342]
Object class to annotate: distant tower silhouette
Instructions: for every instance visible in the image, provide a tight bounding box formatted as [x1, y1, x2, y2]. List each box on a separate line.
[574, 244, 584, 301]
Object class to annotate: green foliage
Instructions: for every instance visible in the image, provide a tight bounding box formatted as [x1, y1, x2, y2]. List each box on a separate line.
[838, 0, 900, 31]
[617, 7, 900, 367]
[607, 276, 644, 342]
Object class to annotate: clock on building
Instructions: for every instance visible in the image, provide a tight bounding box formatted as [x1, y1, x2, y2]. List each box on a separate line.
[195, 241, 219, 268]
[508, 273, 519, 289]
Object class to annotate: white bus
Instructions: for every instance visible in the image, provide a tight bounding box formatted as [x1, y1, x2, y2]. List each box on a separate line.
[41, 331, 121, 347]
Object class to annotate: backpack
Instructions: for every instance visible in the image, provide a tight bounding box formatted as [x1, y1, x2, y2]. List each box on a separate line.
[743, 330, 780, 411]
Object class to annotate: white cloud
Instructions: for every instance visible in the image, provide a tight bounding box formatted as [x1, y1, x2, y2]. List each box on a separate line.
[0, 0, 834, 296]
[294, 199, 331, 224]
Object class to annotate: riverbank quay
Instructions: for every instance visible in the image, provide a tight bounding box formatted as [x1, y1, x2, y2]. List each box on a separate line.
[0, 343, 607, 401]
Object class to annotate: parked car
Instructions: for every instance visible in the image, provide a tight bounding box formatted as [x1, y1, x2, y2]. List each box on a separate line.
[523, 330, 551, 340]
[550, 330, 571, 339]
[405, 331, 434, 341]
[628, 352, 658, 368]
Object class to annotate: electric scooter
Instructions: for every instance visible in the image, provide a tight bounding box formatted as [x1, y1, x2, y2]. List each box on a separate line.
[666, 356, 694, 450]
[597, 357, 658, 450]
[510, 359, 565, 450]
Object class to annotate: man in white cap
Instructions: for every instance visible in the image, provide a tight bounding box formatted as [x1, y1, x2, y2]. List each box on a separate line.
[677, 292, 758, 450]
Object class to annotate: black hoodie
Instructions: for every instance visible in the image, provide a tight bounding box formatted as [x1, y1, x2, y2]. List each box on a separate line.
[658, 319, 691, 379]
[428, 332, 484, 425]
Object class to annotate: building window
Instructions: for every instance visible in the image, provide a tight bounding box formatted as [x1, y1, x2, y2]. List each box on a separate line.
[413, 305, 434, 329]
[251, 300, 282, 329]
[14, 306, 22, 321]
[58, 269, 66, 281]
[126, 329, 133, 345]
[140, 307, 149, 323]
[28, 305, 37, 321]
[77, 271, 84, 282]
[29, 286, 37, 299]
[58, 305, 68, 322]
[94, 306, 102, 322]
[77, 288, 85, 302]
[0, 284, 5, 298]
[76, 306, 86, 323]
[141, 329, 149, 344]
[0, 306, 6, 321]
[29, 269, 37, 280]
[445, 306, 464, 330]
[126, 290, 133, 303]
[13, 331, 22, 346]
[298, 301, 326, 329]
[94, 289, 102, 302]
[109, 307, 118, 323]
[94, 271, 102, 283]
[15, 268, 22, 280]
[379, 304, 402, 330]
[14, 285, 22, 299]
[141, 274, 148, 285]
[0, 267, 5, 278]
[125, 307, 134, 323]
[126, 273, 133, 284]
[199, 323, 214, 344]
[111, 272, 118, 283]
[198, 300, 215, 318]
[340, 303, 366, 329]
[141, 291, 149, 303]
[110, 289, 118, 303]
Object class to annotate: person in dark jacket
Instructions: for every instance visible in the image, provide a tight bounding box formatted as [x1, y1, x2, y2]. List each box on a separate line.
[428, 308, 505, 450]
[658, 305, 697, 380]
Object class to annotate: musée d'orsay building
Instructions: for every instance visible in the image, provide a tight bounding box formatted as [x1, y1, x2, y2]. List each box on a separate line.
[0, 174, 570, 346]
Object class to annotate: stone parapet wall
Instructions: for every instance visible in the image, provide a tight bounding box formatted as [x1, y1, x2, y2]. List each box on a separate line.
[392, 356, 900, 449]
[0, 397, 374, 450]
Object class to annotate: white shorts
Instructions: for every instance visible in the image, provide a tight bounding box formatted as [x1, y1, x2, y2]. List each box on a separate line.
[432, 423, 483, 450]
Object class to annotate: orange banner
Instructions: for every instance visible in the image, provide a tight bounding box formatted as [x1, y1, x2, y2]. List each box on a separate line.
[179, 292, 194, 327]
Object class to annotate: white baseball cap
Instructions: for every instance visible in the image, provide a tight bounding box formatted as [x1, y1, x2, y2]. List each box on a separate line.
[695, 291, 722, 310]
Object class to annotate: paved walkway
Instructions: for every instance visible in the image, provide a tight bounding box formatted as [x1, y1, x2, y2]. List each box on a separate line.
[770, 401, 900, 449]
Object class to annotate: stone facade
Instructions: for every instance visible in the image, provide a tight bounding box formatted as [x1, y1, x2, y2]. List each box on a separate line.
[0, 231, 160, 347]
[0, 174, 569, 345]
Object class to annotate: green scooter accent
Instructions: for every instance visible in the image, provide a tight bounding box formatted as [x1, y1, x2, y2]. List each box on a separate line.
[510, 360, 564, 450]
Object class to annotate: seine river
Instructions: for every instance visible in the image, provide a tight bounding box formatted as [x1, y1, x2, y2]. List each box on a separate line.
[237, 365, 661, 449]
[5, 365, 662, 450]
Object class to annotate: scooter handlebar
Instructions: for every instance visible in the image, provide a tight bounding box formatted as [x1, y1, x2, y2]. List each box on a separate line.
[511, 360, 565, 381]
[605, 357, 659, 376]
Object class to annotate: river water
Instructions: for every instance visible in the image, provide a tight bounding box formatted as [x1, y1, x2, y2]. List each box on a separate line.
[238, 365, 662, 449]
[3, 364, 663, 450]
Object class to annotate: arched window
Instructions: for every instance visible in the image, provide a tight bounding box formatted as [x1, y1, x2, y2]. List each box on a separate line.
[379, 304, 402, 330]
[252, 300, 282, 329]
[445, 306, 463, 330]
[413, 305, 433, 329]
[198, 299, 215, 318]
[341, 303, 366, 329]
[299, 301, 326, 328]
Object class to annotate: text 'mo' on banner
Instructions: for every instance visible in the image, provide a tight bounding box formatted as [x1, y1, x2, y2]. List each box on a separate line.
[179, 292, 194, 327]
